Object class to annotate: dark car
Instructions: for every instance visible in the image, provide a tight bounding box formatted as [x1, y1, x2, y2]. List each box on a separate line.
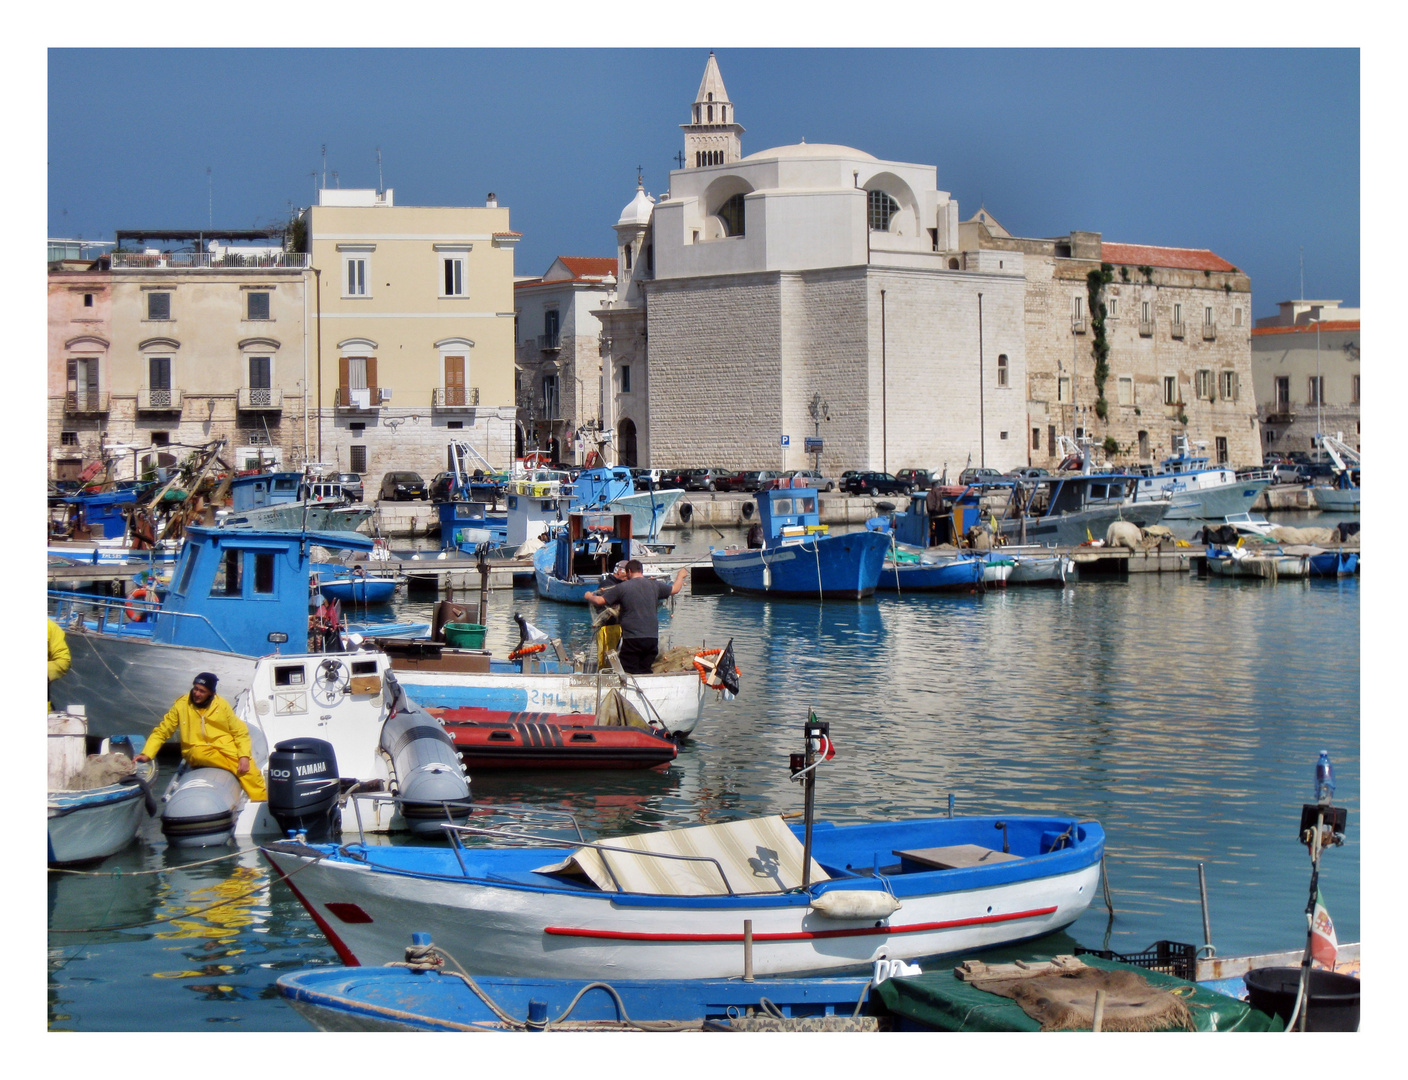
[724, 469, 784, 493]
[841, 470, 909, 496]
[379, 471, 428, 501]
[682, 467, 727, 491]
[656, 467, 691, 489]
[428, 471, 457, 500]
[332, 472, 364, 502]
[894, 468, 932, 492]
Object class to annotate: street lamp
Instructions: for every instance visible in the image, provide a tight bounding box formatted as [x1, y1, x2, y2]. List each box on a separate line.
[808, 392, 829, 475]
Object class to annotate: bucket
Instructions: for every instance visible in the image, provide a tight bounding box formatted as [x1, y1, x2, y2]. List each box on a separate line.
[1243, 965, 1360, 1031]
[442, 623, 486, 649]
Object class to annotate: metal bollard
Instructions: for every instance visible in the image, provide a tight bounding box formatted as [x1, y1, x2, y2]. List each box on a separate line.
[743, 919, 754, 982]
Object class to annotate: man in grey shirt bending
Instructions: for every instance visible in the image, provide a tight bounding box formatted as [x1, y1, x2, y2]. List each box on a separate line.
[585, 559, 688, 674]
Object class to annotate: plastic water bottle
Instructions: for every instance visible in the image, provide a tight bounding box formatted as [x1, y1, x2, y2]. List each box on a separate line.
[1314, 750, 1335, 803]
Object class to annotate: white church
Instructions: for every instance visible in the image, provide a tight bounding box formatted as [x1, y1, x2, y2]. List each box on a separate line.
[595, 52, 1030, 477]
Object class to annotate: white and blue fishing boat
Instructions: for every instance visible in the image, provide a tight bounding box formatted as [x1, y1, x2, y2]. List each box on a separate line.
[1205, 545, 1311, 580]
[711, 483, 890, 598]
[877, 552, 985, 593]
[220, 469, 373, 532]
[1311, 432, 1361, 514]
[533, 511, 657, 603]
[571, 466, 684, 542]
[48, 716, 156, 866]
[1130, 435, 1269, 520]
[49, 525, 378, 740]
[278, 949, 878, 1031]
[263, 717, 1104, 979]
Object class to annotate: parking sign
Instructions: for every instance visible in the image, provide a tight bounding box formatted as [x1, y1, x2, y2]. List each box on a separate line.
[780, 435, 790, 447]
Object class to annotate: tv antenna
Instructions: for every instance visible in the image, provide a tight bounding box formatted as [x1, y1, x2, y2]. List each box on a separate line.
[206, 167, 213, 227]
[321, 144, 327, 189]
[377, 147, 383, 194]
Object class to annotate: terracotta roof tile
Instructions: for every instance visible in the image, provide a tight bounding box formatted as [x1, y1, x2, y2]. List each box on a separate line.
[1252, 320, 1360, 337]
[1101, 243, 1237, 273]
[559, 256, 617, 278]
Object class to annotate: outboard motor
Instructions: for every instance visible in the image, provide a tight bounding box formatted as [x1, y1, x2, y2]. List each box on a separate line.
[267, 738, 342, 842]
[381, 673, 472, 837]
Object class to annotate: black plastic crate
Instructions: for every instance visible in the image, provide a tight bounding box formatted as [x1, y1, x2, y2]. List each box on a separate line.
[1075, 939, 1198, 982]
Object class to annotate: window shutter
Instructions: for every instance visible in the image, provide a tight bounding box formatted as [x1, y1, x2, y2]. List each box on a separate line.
[339, 357, 349, 406]
[366, 357, 378, 399]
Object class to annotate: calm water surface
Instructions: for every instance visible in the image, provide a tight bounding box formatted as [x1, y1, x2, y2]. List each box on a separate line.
[48, 512, 1360, 1030]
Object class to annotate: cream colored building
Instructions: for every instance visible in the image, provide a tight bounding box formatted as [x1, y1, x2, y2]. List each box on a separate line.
[49, 236, 312, 479]
[1251, 300, 1360, 454]
[308, 188, 519, 488]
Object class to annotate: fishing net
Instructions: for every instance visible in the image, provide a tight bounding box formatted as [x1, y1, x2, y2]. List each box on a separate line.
[68, 753, 136, 791]
[968, 966, 1194, 1032]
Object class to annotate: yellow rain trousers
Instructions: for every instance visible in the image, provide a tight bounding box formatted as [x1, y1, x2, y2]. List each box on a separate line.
[142, 693, 268, 801]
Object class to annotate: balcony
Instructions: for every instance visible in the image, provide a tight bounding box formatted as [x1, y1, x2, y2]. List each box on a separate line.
[238, 387, 284, 411]
[137, 388, 183, 411]
[1170, 321, 1185, 339]
[1202, 322, 1217, 341]
[1070, 318, 1086, 334]
[1138, 320, 1155, 337]
[432, 386, 480, 410]
[110, 251, 310, 270]
[1263, 401, 1296, 423]
[537, 332, 561, 352]
[336, 387, 386, 409]
[64, 391, 109, 415]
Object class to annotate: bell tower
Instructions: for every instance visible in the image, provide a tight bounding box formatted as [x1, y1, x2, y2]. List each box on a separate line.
[680, 52, 744, 168]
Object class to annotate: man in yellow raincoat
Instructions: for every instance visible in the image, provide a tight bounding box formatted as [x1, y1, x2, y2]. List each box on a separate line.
[47, 619, 71, 709]
[135, 672, 267, 801]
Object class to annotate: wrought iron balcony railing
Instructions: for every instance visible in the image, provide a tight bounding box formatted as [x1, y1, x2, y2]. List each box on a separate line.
[137, 388, 183, 411]
[237, 387, 284, 410]
[433, 386, 480, 409]
[64, 391, 109, 414]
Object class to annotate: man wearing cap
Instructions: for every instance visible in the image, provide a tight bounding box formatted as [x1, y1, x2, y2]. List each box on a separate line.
[135, 672, 267, 801]
[585, 560, 688, 675]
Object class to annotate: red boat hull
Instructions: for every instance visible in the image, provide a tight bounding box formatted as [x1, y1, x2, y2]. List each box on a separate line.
[431, 708, 678, 771]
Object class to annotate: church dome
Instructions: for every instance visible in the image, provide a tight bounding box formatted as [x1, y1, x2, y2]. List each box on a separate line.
[616, 185, 655, 228]
[742, 142, 877, 162]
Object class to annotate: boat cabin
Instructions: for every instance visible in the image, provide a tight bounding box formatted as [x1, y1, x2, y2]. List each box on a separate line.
[139, 526, 374, 654]
[229, 472, 305, 511]
[756, 484, 827, 545]
[552, 511, 635, 582]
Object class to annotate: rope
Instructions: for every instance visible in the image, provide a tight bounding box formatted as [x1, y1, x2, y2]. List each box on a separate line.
[1101, 853, 1115, 916]
[48, 845, 327, 934]
[48, 849, 245, 877]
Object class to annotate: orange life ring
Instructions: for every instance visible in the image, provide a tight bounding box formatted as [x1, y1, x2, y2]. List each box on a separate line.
[692, 648, 740, 685]
[508, 642, 548, 661]
[125, 587, 151, 622]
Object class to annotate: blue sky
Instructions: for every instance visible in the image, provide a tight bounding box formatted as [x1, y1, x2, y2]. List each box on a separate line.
[48, 48, 1358, 316]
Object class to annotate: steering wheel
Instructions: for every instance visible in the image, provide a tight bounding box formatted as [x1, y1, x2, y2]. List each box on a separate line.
[311, 658, 350, 706]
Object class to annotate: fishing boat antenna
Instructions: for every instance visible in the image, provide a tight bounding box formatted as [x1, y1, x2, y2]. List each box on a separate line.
[790, 711, 831, 888]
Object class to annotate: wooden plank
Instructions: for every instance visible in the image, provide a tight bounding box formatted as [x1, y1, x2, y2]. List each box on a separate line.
[893, 844, 1022, 870]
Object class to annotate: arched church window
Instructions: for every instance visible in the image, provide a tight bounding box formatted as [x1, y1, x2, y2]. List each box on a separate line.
[868, 190, 900, 231]
[708, 105, 714, 121]
[718, 193, 746, 237]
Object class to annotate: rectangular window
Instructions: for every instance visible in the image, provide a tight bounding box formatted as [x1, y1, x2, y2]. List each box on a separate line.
[348, 357, 367, 390]
[620, 364, 632, 393]
[1235, 307, 1244, 326]
[1138, 430, 1149, 458]
[345, 257, 367, 296]
[1117, 376, 1133, 406]
[349, 445, 367, 472]
[1032, 427, 1041, 451]
[1215, 436, 1229, 464]
[1107, 299, 1117, 319]
[1141, 300, 1151, 322]
[1352, 374, 1360, 404]
[1072, 296, 1083, 319]
[175, 543, 201, 595]
[1275, 375, 1291, 411]
[249, 356, 271, 389]
[1308, 376, 1325, 406]
[247, 291, 271, 320]
[1219, 371, 1239, 401]
[1172, 302, 1182, 325]
[253, 552, 276, 595]
[1058, 376, 1071, 404]
[1047, 425, 1056, 454]
[1163, 375, 1178, 405]
[1196, 370, 1213, 400]
[210, 548, 242, 597]
[151, 431, 169, 445]
[996, 354, 1009, 387]
[1205, 306, 1214, 326]
[149, 356, 171, 390]
[83, 293, 93, 308]
[61, 430, 78, 446]
[442, 256, 464, 296]
[543, 375, 559, 418]
[147, 292, 170, 320]
[623, 244, 632, 270]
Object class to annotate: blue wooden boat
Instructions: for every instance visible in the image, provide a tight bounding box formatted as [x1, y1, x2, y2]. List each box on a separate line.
[277, 948, 876, 1031]
[1307, 550, 1359, 577]
[315, 571, 399, 605]
[533, 511, 639, 603]
[711, 484, 890, 598]
[877, 553, 985, 593]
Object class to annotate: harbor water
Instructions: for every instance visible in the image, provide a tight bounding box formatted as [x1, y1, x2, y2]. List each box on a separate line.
[47, 513, 1360, 1031]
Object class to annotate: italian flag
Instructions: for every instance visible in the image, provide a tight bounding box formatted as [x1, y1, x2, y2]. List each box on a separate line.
[1311, 888, 1339, 969]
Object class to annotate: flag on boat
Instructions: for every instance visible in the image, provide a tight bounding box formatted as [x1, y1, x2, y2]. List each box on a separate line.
[808, 710, 836, 761]
[716, 638, 739, 696]
[1311, 888, 1338, 968]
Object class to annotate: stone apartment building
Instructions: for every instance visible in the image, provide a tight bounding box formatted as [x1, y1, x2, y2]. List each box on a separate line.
[1251, 300, 1360, 455]
[513, 256, 615, 463]
[48, 231, 313, 481]
[959, 213, 1260, 469]
[306, 188, 519, 488]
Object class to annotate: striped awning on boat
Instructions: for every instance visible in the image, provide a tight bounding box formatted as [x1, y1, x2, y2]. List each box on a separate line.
[534, 816, 831, 896]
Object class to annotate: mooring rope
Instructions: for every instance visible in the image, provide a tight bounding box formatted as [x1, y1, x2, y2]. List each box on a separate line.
[49, 849, 245, 877]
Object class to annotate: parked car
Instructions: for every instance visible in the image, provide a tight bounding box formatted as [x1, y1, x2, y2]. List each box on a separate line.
[631, 468, 663, 491]
[682, 467, 728, 492]
[379, 471, 428, 501]
[723, 469, 785, 493]
[427, 471, 457, 501]
[332, 472, 364, 502]
[782, 469, 836, 492]
[1269, 463, 1308, 485]
[1004, 467, 1051, 481]
[894, 468, 933, 492]
[840, 471, 909, 496]
[657, 467, 692, 489]
[958, 467, 1004, 486]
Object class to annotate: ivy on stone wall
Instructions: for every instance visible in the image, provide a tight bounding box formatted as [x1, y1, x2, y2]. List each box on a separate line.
[1087, 263, 1114, 421]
